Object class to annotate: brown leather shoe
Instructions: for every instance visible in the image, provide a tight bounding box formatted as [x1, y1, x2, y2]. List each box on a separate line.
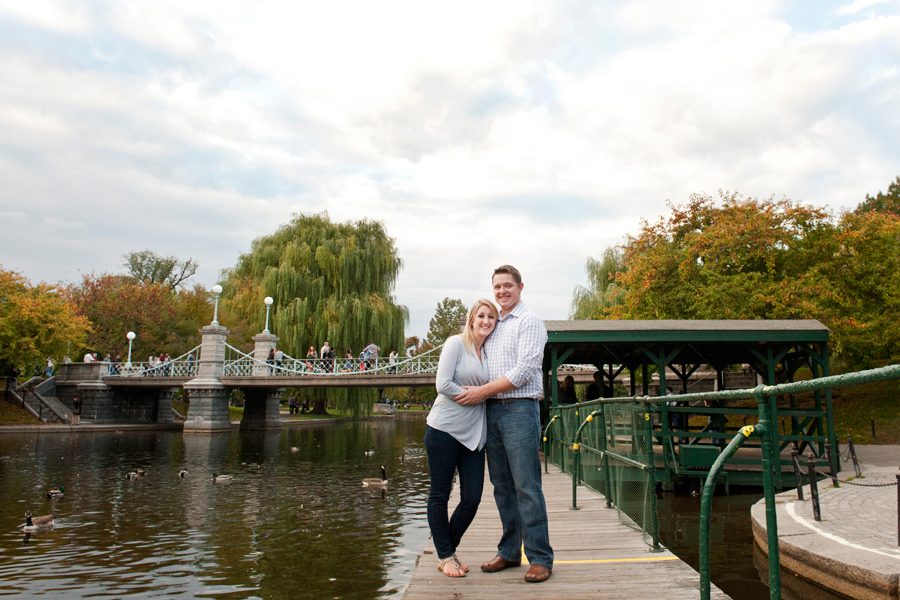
[480, 555, 522, 573]
[524, 564, 552, 583]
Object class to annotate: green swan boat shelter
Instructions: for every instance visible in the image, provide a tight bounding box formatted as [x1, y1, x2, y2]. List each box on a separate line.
[542, 319, 834, 488]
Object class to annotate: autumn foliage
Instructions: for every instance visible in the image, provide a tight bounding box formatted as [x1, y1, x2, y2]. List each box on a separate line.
[0, 267, 90, 374]
[581, 184, 900, 370]
[67, 274, 210, 360]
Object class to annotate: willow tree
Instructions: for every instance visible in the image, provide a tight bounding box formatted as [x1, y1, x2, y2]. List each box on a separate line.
[570, 247, 625, 319]
[220, 213, 408, 415]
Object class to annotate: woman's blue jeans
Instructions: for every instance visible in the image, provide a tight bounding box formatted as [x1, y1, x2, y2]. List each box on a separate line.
[485, 399, 553, 568]
[425, 425, 485, 559]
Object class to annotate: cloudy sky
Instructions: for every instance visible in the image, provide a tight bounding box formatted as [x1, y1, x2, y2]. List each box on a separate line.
[1, 0, 898, 338]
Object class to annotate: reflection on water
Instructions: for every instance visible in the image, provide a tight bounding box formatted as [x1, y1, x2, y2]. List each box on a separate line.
[2, 416, 831, 599]
[656, 488, 846, 600]
[0, 415, 431, 599]
[656, 490, 769, 599]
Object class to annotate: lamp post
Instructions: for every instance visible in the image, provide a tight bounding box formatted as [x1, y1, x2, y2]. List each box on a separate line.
[126, 331, 136, 367]
[211, 284, 223, 325]
[263, 296, 274, 334]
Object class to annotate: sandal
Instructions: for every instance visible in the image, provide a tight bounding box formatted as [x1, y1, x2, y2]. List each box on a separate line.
[437, 556, 466, 577]
[453, 554, 470, 573]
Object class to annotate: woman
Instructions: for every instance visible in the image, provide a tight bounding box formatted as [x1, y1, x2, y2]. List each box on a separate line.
[559, 374, 577, 404]
[425, 298, 498, 578]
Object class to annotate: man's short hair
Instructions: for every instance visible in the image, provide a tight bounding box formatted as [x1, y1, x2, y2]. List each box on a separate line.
[493, 264, 522, 284]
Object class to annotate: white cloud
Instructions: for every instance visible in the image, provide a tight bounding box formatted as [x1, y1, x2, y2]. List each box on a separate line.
[0, 0, 91, 34]
[1, 0, 899, 338]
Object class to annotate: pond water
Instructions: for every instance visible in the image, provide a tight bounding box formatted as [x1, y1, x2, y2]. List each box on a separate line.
[0, 415, 431, 599]
[1, 413, 821, 599]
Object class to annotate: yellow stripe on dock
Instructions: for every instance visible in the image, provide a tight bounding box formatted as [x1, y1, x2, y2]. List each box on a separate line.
[544, 556, 681, 565]
[403, 465, 731, 599]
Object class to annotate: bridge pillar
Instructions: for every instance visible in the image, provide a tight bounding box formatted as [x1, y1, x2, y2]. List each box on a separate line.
[183, 384, 231, 432]
[240, 388, 283, 430]
[157, 388, 177, 424]
[252, 333, 279, 375]
[77, 382, 114, 423]
[184, 323, 232, 433]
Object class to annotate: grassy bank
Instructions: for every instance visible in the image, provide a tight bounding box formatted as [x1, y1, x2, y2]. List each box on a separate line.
[832, 379, 899, 444]
[0, 400, 41, 425]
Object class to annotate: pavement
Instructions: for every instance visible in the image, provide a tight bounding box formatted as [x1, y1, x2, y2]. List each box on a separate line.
[751, 444, 900, 599]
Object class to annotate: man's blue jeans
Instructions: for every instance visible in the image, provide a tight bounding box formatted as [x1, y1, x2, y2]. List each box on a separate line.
[425, 425, 485, 559]
[486, 399, 553, 568]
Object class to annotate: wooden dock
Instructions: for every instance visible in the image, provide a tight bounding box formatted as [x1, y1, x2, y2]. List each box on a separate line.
[402, 464, 730, 599]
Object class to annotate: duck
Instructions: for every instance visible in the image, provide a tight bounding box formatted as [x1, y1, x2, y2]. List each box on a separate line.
[46, 485, 65, 499]
[361, 466, 388, 488]
[290, 447, 300, 454]
[21, 511, 54, 532]
[212, 473, 234, 482]
[178, 469, 188, 478]
[135, 468, 147, 476]
[364, 449, 375, 456]
[125, 471, 139, 480]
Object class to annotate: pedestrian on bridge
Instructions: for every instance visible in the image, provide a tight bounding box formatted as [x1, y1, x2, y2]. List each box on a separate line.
[362, 342, 380, 370]
[266, 348, 276, 374]
[425, 298, 498, 578]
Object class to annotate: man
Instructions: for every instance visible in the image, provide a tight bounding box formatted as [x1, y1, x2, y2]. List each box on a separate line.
[456, 264, 553, 583]
[585, 370, 606, 400]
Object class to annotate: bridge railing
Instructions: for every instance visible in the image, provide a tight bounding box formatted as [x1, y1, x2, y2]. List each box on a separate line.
[222, 343, 444, 377]
[107, 346, 201, 378]
[546, 363, 900, 600]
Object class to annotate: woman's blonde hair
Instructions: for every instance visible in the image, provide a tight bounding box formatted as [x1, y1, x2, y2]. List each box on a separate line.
[461, 298, 499, 354]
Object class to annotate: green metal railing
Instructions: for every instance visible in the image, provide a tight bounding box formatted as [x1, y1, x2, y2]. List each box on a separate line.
[544, 363, 900, 600]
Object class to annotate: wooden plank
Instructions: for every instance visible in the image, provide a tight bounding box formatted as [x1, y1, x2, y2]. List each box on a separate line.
[403, 464, 730, 599]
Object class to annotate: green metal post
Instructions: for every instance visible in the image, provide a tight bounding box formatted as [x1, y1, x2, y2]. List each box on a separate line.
[822, 345, 839, 479]
[599, 406, 613, 508]
[571, 411, 600, 510]
[542, 415, 558, 474]
[571, 441, 581, 510]
[757, 387, 782, 600]
[699, 424, 760, 600]
[644, 406, 661, 551]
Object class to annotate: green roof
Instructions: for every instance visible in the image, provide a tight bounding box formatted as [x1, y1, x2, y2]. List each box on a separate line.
[543, 320, 829, 369]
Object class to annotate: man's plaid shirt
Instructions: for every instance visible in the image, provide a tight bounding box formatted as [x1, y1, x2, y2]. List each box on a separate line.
[484, 301, 547, 400]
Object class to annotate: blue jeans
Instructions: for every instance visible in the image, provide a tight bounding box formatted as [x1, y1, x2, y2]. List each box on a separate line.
[486, 399, 553, 568]
[425, 425, 485, 559]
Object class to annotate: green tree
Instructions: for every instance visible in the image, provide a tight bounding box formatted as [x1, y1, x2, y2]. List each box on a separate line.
[424, 298, 466, 349]
[594, 187, 898, 369]
[0, 268, 90, 375]
[220, 213, 408, 415]
[124, 249, 198, 291]
[570, 247, 625, 319]
[68, 275, 210, 360]
[856, 175, 900, 215]
[809, 209, 900, 368]
[609, 192, 831, 320]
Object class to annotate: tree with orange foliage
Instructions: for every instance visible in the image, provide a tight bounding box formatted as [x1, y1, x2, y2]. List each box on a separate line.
[0, 267, 90, 375]
[67, 274, 210, 360]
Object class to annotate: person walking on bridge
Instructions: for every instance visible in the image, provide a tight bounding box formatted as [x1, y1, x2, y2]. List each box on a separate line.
[456, 264, 553, 583]
[362, 342, 380, 370]
[426, 298, 497, 578]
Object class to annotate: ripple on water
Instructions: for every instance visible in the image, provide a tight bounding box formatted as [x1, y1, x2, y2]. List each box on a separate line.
[0, 417, 432, 599]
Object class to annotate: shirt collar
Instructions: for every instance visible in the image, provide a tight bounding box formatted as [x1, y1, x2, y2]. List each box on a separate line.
[501, 300, 528, 321]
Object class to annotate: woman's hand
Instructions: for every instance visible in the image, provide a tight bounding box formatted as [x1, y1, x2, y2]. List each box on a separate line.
[455, 385, 487, 406]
